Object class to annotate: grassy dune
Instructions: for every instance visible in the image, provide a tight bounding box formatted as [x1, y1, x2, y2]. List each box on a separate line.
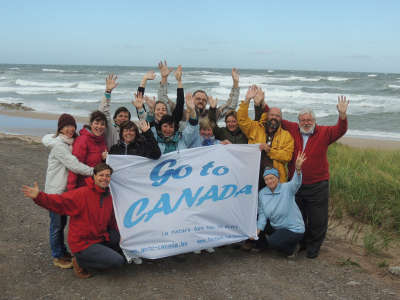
[328, 143, 400, 234]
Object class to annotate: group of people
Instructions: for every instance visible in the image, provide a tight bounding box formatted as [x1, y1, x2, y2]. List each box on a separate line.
[22, 61, 349, 278]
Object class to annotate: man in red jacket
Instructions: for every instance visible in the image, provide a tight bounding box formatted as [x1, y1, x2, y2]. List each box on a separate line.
[281, 96, 349, 259]
[22, 163, 125, 278]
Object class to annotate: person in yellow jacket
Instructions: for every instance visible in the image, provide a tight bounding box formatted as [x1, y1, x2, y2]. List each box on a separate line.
[237, 85, 294, 187]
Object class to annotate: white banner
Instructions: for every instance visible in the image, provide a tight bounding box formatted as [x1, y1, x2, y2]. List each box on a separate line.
[107, 144, 260, 259]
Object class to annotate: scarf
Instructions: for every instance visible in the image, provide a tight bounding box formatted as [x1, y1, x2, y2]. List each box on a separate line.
[157, 132, 180, 154]
[58, 134, 74, 151]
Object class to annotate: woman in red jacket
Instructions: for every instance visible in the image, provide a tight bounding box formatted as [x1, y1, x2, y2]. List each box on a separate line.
[67, 111, 108, 190]
[22, 163, 125, 278]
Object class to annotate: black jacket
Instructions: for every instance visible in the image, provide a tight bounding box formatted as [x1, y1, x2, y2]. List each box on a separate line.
[109, 130, 161, 159]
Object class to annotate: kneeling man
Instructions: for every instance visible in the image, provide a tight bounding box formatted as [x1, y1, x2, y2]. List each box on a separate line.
[22, 163, 125, 278]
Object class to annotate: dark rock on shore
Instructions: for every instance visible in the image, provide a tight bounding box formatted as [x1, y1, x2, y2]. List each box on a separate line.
[0, 102, 34, 111]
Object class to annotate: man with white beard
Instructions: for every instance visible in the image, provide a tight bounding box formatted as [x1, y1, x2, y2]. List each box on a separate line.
[281, 96, 349, 258]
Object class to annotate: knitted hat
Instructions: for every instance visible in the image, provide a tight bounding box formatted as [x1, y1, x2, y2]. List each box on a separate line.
[57, 113, 77, 133]
[263, 167, 279, 179]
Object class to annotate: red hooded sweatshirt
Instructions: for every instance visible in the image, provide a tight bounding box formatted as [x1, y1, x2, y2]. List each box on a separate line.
[67, 126, 107, 190]
[34, 177, 117, 253]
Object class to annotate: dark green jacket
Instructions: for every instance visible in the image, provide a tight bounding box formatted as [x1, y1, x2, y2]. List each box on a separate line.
[208, 107, 248, 144]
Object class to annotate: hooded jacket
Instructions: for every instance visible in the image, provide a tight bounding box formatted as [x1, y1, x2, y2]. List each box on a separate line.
[42, 134, 93, 194]
[153, 118, 199, 154]
[34, 177, 117, 253]
[237, 101, 294, 182]
[67, 126, 107, 190]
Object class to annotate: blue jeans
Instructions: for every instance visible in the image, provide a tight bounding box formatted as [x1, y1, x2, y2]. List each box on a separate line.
[267, 228, 304, 256]
[74, 230, 125, 270]
[49, 211, 68, 258]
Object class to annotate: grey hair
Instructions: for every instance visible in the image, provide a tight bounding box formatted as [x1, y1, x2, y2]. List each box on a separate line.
[298, 108, 316, 120]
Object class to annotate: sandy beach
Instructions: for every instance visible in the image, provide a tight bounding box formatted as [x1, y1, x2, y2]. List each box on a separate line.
[1, 135, 399, 299]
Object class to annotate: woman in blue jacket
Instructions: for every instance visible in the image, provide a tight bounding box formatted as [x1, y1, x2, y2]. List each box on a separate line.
[255, 152, 307, 257]
[153, 94, 199, 154]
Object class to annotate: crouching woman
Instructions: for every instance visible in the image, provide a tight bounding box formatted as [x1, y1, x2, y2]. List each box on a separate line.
[255, 152, 307, 257]
[22, 163, 125, 278]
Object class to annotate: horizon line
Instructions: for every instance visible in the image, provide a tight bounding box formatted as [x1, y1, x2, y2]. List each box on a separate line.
[0, 62, 398, 75]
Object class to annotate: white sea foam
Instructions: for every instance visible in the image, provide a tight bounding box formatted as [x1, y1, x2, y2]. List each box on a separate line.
[0, 76, 6, 80]
[368, 74, 377, 77]
[326, 76, 350, 81]
[56, 97, 99, 103]
[188, 71, 220, 75]
[8, 67, 20, 70]
[42, 68, 65, 73]
[267, 70, 274, 73]
[0, 81, 104, 94]
[16, 79, 78, 88]
[388, 84, 400, 89]
[76, 82, 104, 91]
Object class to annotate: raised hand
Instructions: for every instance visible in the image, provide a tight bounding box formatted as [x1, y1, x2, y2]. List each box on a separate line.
[138, 120, 150, 133]
[295, 151, 307, 171]
[158, 60, 173, 78]
[22, 182, 40, 199]
[185, 93, 195, 112]
[144, 95, 156, 112]
[337, 95, 349, 119]
[144, 70, 156, 81]
[254, 87, 265, 106]
[245, 85, 258, 101]
[208, 96, 218, 109]
[232, 68, 240, 86]
[174, 65, 182, 82]
[102, 150, 108, 161]
[132, 92, 145, 109]
[106, 74, 118, 92]
[220, 139, 232, 145]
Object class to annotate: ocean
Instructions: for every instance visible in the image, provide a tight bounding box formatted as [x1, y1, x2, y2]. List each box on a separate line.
[0, 64, 400, 140]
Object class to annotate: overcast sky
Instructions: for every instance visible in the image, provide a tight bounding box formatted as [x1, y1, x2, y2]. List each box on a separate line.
[1, 0, 399, 73]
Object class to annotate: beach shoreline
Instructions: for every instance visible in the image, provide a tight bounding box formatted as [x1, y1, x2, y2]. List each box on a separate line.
[1, 109, 400, 150]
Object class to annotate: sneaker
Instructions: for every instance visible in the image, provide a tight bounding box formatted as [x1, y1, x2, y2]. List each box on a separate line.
[132, 257, 143, 265]
[287, 243, 300, 259]
[53, 257, 73, 269]
[193, 250, 201, 254]
[63, 252, 73, 259]
[205, 248, 215, 253]
[72, 257, 91, 279]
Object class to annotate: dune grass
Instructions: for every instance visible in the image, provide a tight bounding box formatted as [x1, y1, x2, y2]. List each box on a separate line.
[328, 142, 400, 234]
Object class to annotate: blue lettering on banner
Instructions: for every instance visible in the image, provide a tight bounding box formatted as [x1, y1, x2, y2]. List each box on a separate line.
[150, 159, 192, 187]
[149, 159, 231, 186]
[124, 184, 253, 228]
[123, 197, 149, 228]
